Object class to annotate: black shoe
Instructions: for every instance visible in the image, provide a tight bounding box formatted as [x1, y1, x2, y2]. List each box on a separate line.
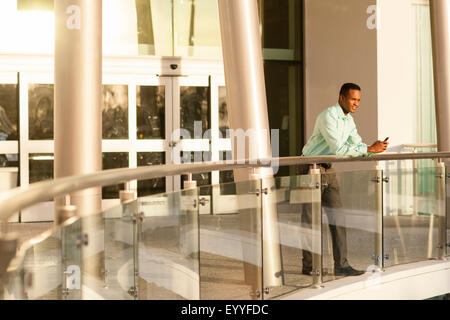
[334, 265, 365, 276]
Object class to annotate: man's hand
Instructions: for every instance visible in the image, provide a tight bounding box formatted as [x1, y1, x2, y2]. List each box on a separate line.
[368, 140, 389, 153]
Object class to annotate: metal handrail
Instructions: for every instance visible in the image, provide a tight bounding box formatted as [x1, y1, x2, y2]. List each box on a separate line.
[403, 143, 438, 149]
[1, 151, 450, 222]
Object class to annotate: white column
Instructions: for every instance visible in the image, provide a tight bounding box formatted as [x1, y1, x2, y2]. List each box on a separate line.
[430, 0, 450, 155]
[54, 1, 104, 287]
[218, 0, 282, 290]
[54, 0, 102, 219]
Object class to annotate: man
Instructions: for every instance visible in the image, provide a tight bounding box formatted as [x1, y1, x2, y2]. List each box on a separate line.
[299, 83, 388, 277]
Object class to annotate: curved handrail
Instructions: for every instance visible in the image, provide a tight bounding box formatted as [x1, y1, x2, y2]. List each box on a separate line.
[1, 151, 449, 222]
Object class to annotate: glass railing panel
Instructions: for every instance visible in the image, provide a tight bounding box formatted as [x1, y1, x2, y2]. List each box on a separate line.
[3, 218, 81, 300]
[446, 165, 450, 258]
[198, 179, 263, 300]
[261, 173, 321, 299]
[384, 167, 444, 265]
[80, 200, 138, 300]
[321, 169, 379, 282]
[137, 187, 200, 300]
[61, 217, 82, 299]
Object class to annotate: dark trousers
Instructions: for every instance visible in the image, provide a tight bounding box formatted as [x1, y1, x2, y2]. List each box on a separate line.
[296, 164, 349, 269]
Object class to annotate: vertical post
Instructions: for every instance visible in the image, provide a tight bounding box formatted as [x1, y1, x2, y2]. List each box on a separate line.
[436, 162, 446, 259]
[430, 1, 450, 154]
[373, 166, 384, 269]
[54, 0, 103, 293]
[309, 164, 322, 288]
[218, 0, 282, 289]
[120, 182, 137, 204]
[54, 0, 103, 220]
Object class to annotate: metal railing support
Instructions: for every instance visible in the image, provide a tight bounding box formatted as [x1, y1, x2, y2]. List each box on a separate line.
[373, 166, 384, 269]
[55, 195, 77, 227]
[436, 162, 447, 259]
[309, 164, 323, 287]
[119, 182, 137, 204]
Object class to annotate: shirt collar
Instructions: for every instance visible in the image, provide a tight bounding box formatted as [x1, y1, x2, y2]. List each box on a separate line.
[335, 102, 351, 120]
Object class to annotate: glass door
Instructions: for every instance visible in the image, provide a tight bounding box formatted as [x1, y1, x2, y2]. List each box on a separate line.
[0, 72, 19, 222]
[14, 67, 228, 221]
[170, 75, 210, 191]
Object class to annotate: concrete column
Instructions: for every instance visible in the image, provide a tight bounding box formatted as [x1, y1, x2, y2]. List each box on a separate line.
[218, 0, 282, 291]
[430, 0, 450, 155]
[54, 0, 104, 287]
[54, 1, 102, 218]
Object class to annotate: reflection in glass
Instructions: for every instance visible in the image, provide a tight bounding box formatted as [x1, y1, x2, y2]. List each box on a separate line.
[102, 152, 129, 199]
[199, 180, 262, 300]
[138, 188, 200, 299]
[264, 61, 302, 177]
[0, 84, 18, 141]
[180, 151, 211, 194]
[137, 85, 165, 139]
[102, 85, 128, 139]
[0, 154, 19, 169]
[320, 170, 376, 283]
[137, 152, 166, 197]
[384, 168, 442, 266]
[173, 0, 222, 58]
[29, 153, 53, 184]
[180, 86, 210, 139]
[218, 86, 230, 138]
[219, 151, 235, 195]
[28, 84, 54, 140]
[259, 0, 301, 60]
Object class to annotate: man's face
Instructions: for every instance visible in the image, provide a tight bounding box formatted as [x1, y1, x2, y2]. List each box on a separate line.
[339, 89, 361, 114]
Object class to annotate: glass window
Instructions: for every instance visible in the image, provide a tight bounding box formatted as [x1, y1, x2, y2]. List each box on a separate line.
[0, 84, 18, 141]
[259, 0, 302, 61]
[102, 85, 129, 139]
[0, 0, 223, 58]
[29, 153, 53, 184]
[137, 152, 165, 197]
[264, 61, 302, 176]
[173, 0, 222, 58]
[218, 86, 230, 138]
[136, 85, 165, 139]
[28, 84, 54, 140]
[0, 1, 54, 54]
[102, 152, 129, 199]
[17, 0, 53, 11]
[180, 86, 210, 139]
[0, 154, 18, 168]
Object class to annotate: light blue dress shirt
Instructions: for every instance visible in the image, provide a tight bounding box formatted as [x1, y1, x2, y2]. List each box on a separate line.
[302, 103, 369, 157]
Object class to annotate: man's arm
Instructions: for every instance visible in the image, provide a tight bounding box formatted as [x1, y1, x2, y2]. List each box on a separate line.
[318, 113, 368, 157]
[348, 124, 388, 154]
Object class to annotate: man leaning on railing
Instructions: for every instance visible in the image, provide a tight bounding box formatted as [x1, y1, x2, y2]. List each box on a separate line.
[298, 83, 389, 277]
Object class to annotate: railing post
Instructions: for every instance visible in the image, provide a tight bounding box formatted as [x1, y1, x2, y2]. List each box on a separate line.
[373, 165, 384, 269]
[119, 182, 137, 204]
[55, 195, 77, 226]
[309, 164, 323, 288]
[181, 173, 198, 258]
[436, 162, 447, 260]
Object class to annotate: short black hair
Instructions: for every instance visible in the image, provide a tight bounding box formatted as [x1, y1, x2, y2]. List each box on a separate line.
[339, 83, 361, 97]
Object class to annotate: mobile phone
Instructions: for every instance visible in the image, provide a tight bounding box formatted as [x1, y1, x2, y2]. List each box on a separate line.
[383, 137, 389, 142]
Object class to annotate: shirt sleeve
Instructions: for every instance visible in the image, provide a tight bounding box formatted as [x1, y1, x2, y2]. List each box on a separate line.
[318, 112, 368, 157]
